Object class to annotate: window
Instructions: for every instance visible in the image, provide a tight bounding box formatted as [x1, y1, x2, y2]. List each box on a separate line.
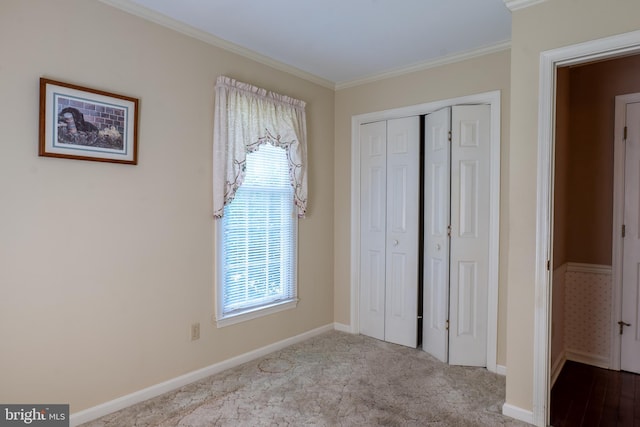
[213, 76, 307, 327]
[218, 144, 297, 323]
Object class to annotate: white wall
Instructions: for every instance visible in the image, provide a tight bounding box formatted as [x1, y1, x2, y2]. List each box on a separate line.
[0, 0, 334, 414]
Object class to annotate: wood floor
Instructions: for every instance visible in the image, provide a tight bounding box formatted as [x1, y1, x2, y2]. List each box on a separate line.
[550, 361, 640, 426]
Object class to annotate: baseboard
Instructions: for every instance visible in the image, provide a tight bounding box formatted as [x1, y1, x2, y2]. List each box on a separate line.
[496, 364, 507, 376]
[565, 348, 609, 369]
[502, 402, 534, 425]
[550, 350, 566, 387]
[70, 323, 335, 426]
[333, 322, 352, 333]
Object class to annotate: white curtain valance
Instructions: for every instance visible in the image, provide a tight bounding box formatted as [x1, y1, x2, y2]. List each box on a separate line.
[213, 76, 308, 219]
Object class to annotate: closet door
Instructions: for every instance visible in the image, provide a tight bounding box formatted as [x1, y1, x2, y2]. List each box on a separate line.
[422, 107, 452, 362]
[449, 105, 491, 366]
[422, 105, 491, 366]
[359, 120, 387, 341]
[359, 117, 420, 348]
[385, 117, 420, 347]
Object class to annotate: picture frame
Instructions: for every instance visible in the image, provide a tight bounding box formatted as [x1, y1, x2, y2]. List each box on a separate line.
[39, 78, 139, 164]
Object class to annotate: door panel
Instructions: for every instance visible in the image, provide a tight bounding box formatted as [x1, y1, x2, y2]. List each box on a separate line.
[389, 252, 407, 317]
[622, 101, 640, 374]
[389, 165, 408, 232]
[457, 261, 477, 336]
[385, 116, 420, 348]
[459, 160, 479, 238]
[423, 107, 451, 362]
[449, 105, 490, 366]
[359, 121, 387, 341]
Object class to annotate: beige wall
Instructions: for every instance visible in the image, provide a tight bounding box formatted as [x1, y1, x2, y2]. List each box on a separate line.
[506, 0, 640, 411]
[0, 0, 334, 413]
[334, 50, 511, 366]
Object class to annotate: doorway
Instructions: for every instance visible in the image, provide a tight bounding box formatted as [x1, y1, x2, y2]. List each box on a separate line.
[549, 56, 640, 423]
[350, 90, 501, 373]
[534, 30, 640, 427]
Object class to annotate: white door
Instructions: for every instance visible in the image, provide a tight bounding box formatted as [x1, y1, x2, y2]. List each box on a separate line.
[423, 107, 451, 362]
[621, 101, 640, 374]
[360, 120, 387, 341]
[422, 106, 491, 366]
[449, 105, 491, 366]
[385, 117, 420, 347]
[359, 117, 420, 348]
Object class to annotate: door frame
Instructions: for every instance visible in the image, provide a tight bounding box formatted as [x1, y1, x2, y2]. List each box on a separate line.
[349, 90, 501, 373]
[534, 30, 640, 426]
[612, 92, 640, 372]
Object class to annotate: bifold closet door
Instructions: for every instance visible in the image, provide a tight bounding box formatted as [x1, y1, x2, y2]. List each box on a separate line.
[360, 120, 387, 341]
[448, 105, 491, 366]
[360, 117, 420, 348]
[422, 105, 491, 366]
[423, 107, 451, 363]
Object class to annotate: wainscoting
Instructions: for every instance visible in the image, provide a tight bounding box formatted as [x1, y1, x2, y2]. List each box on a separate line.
[551, 263, 613, 385]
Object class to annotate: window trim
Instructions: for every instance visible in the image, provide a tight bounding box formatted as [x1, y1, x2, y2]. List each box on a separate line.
[215, 297, 298, 328]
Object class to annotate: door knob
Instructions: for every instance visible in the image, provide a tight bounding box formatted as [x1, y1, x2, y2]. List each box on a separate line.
[618, 320, 631, 335]
[436, 243, 441, 250]
[392, 239, 399, 246]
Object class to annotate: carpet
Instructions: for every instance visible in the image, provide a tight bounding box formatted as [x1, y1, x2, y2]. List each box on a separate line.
[81, 331, 530, 426]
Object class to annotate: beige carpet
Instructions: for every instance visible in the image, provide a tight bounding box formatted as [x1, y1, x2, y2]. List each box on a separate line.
[81, 331, 529, 426]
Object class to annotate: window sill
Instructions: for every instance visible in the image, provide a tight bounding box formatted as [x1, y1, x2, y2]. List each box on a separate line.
[216, 299, 298, 328]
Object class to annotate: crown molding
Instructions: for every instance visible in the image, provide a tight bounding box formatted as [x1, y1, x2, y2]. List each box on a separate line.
[99, 0, 513, 92]
[335, 40, 511, 90]
[503, 0, 548, 11]
[97, 0, 335, 90]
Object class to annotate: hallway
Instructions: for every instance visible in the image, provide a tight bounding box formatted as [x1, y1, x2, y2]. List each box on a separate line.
[551, 361, 640, 426]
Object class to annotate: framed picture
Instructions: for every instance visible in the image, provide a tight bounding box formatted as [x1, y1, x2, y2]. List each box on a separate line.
[39, 78, 139, 164]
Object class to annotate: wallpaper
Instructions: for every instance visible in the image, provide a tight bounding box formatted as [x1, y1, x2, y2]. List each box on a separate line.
[564, 266, 612, 362]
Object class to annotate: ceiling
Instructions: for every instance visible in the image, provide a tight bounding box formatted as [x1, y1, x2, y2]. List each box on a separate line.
[111, 0, 512, 88]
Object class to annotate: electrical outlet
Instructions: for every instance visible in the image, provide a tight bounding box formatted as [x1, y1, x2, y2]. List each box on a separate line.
[191, 322, 200, 341]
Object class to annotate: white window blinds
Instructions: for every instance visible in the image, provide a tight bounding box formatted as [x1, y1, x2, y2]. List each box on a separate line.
[220, 144, 297, 316]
